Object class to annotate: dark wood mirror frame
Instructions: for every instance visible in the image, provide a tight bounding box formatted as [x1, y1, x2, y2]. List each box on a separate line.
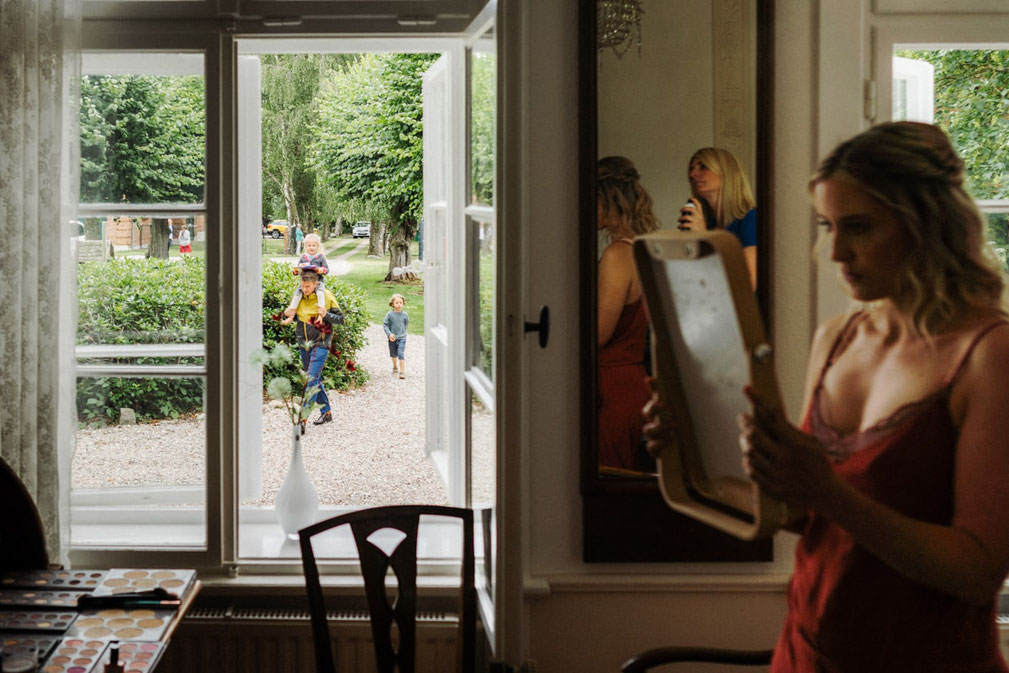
[580, 0, 775, 562]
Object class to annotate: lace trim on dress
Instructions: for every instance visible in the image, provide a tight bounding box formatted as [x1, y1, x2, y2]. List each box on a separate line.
[809, 313, 1009, 462]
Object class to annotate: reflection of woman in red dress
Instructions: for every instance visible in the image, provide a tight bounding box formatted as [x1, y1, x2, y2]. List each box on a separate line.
[597, 156, 659, 471]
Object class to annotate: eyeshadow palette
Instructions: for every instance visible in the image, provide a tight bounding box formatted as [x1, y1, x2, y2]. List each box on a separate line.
[0, 590, 89, 609]
[0, 610, 77, 632]
[64, 609, 172, 642]
[38, 638, 109, 673]
[104, 642, 164, 673]
[0, 633, 60, 664]
[0, 571, 106, 591]
[91, 570, 195, 599]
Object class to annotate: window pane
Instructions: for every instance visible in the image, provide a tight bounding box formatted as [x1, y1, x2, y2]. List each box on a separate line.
[987, 211, 1009, 273]
[80, 53, 205, 205]
[469, 30, 495, 207]
[77, 214, 206, 345]
[470, 217, 495, 380]
[72, 375, 206, 547]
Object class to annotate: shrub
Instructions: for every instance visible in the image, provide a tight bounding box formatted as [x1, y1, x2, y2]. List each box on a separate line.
[76, 257, 368, 423]
[261, 260, 370, 394]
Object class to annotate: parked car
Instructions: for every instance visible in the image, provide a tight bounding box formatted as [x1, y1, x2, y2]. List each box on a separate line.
[265, 220, 289, 238]
[352, 222, 371, 238]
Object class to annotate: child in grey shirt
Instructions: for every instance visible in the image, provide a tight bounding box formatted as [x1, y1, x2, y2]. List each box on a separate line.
[383, 293, 409, 379]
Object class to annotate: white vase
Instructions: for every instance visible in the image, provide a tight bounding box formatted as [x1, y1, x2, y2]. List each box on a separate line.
[275, 424, 319, 539]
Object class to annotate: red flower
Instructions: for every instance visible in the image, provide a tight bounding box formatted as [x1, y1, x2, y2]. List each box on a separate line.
[345, 360, 356, 371]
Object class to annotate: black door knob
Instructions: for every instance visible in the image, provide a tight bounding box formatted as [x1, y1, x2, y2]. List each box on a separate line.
[524, 306, 550, 349]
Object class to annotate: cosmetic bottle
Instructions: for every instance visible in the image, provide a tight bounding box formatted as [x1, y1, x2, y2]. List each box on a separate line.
[104, 642, 125, 673]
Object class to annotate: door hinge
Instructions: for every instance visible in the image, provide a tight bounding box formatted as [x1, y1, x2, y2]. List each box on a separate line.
[864, 79, 877, 122]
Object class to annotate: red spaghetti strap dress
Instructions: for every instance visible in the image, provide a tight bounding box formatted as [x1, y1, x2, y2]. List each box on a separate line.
[771, 312, 1009, 673]
[598, 297, 650, 470]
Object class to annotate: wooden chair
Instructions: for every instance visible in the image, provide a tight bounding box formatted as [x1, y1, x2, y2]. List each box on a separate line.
[0, 457, 49, 570]
[299, 505, 476, 673]
[621, 647, 773, 672]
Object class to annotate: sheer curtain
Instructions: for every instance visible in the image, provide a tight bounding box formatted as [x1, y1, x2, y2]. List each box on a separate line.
[0, 0, 82, 565]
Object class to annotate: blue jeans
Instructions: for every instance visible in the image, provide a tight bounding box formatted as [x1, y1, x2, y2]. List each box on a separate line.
[300, 346, 330, 415]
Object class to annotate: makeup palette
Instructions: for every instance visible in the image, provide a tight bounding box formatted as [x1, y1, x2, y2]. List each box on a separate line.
[65, 609, 173, 642]
[0, 610, 77, 632]
[0, 634, 60, 664]
[0, 590, 89, 609]
[38, 638, 109, 673]
[91, 570, 195, 599]
[104, 642, 164, 673]
[0, 571, 106, 591]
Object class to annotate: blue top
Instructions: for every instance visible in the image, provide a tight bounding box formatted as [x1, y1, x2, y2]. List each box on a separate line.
[722, 208, 757, 248]
[383, 310, 410, 339]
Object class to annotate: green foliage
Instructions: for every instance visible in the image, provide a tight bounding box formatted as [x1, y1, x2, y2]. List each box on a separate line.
[470, 50, 496, 205]
[75, 257, 369, 423]
[896, 50, 1009, 201]
[312, 53, 438, 233]
[261, 54, 357, 236]
[76, 257, 206, 422]
[80, 75, 205, 203]
[261, 260, 370, 393]
[77, 256, 206, 345]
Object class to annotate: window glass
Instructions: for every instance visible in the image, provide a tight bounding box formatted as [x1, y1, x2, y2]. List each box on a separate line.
[80, 53, 205, 205]
[469, 28, 495, 207]
[468, 216, 495, 380]
[894, 48, 1009, 270]
[74, 50, 208, 551]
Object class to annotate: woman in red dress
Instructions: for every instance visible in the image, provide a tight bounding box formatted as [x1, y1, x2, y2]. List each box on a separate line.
[596, 156, 658, 471]
[649, 122, 1009, 671]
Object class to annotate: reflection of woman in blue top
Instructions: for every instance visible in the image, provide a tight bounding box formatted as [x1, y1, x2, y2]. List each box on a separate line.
[676, 147, 758, 288]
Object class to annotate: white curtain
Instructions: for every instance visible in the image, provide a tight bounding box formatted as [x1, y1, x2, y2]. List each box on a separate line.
[0, 0, 82, 565]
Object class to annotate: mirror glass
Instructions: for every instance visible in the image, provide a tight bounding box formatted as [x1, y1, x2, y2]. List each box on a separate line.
[594, 0, 758, 477]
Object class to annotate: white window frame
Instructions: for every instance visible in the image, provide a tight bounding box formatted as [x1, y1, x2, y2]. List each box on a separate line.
[70, 20, 499, 581]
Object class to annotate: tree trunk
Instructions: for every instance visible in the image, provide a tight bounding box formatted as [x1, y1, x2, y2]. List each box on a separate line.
[367, 221, 385, 257]
[283, 180, 300, 255]
[147, 218, 170, 259]
[385, 206, 418, 281]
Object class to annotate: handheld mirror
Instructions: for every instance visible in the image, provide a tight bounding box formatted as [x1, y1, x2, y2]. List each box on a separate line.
[634, 230, 788, 540]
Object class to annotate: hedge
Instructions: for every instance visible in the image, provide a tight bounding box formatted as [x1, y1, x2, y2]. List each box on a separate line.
[76, 256, 369, 423]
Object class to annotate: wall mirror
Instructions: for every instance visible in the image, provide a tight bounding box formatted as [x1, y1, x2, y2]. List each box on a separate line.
[580, 0, 774, 562]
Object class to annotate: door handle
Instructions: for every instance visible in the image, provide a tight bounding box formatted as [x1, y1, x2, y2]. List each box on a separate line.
[524, 306, 550, 349]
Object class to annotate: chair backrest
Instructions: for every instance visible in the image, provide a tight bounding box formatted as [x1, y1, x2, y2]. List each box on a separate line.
[0, 457, 48, 571]
[621, 647, 773, 672]
[299, 505, 476, 673]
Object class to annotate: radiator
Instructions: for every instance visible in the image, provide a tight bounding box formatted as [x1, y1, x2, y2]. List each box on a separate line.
[156, 606, 461, 673]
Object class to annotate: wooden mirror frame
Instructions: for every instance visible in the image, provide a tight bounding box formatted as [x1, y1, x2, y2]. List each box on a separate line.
[580, 0, 775, 562]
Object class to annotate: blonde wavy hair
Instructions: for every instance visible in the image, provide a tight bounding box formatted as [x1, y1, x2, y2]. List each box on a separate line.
[597, 156, 659, 240]
[811, 121, 1006, 335]
[689, 147, 756, 229]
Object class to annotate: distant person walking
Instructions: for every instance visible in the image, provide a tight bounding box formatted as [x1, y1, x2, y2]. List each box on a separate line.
[295, 225, 304, 256]
[178, 226, 192, 255]
[383, 293, 409, 379]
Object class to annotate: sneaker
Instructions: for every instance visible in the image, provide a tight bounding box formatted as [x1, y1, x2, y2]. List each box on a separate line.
[312, 411, 333, 426]
[392, 368, 399, 376]
[399, 372, 406, 380]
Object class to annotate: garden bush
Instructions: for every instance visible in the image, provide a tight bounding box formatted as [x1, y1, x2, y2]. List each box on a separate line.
[76, 256, 369, 423]
[261, 260, 369, 394]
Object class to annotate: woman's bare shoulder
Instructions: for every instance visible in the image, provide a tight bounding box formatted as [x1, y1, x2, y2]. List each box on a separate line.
[810, 311, 859, 361]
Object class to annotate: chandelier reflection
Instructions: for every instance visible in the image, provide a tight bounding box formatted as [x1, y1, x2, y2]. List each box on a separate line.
[597, 0, 643, 59]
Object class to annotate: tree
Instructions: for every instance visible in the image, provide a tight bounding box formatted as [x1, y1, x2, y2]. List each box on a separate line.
[897, 49, 1009, 201]
[313, 53, 437, 280]
[261, 54, 355, 253]
[79, 74, 204, 258]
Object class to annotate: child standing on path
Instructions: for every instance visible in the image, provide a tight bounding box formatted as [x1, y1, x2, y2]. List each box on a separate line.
[384, 293, 409, 379]
[283, 233, 330, 324]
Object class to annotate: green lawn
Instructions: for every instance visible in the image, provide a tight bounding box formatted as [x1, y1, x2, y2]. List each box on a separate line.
[339, 241, 424, 334]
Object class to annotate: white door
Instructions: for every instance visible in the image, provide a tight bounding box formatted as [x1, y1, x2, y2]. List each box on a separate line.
[421, 55, 460, 501]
